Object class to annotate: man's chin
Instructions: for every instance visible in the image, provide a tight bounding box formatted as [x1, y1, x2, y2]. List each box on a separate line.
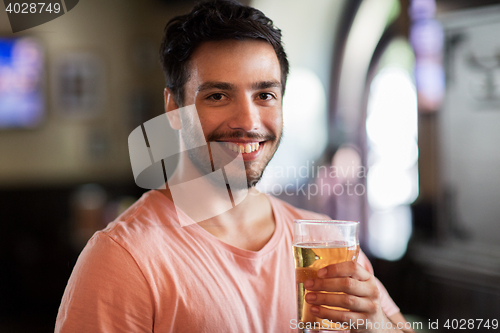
[245, 169, 263, 188]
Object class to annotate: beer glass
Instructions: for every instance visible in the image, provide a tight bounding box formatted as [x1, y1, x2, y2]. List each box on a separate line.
[293, 220, 360, 332]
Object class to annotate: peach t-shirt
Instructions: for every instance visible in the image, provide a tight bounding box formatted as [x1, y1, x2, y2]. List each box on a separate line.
[55, 190, 399, 332]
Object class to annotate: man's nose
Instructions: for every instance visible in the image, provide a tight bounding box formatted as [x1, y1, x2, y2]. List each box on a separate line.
[227, 96, 261, 132]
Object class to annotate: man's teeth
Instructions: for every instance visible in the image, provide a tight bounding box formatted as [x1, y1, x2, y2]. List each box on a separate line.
[222, 142, 260, 153]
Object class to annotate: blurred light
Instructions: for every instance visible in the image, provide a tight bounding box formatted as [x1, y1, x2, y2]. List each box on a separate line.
[367, 165, 417, 209]
[410, 19, 444, 56]
[258, 67, 327, 188]
[369, 138, 419, 170]
[367, 67, 418, 144]
[409, 0, 436, 21]
[368, 206, 413, 261]
[338, 0, 399, 131]
[346, 0, 399, 62]
[414, 60, 445, 109]
[282, 67, 327, 155]
[366, 61, 418, 260]
[74, 183, 107, 210]
[332, 145, 362, 182]
[409, 0, 444, 112]
[0, 37, 44, 128]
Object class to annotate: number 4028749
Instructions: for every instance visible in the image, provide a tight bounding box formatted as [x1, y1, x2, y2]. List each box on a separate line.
[443, 319, 498, 330]
[5, 3, 61, 14]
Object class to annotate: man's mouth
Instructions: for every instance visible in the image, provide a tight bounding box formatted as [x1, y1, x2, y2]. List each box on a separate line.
[220, 142, 262, 154]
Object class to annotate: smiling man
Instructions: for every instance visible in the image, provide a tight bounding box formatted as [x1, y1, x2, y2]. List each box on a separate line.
[55, 1, 412, 332]
[165, 38, 283, 191]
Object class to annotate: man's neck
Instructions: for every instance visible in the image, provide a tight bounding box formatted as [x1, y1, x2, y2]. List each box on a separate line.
[158, 185, 275, 252]
[199, 188, 275, 251]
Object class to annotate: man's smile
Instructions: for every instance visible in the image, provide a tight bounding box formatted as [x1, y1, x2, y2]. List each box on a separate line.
[213, 140, 267, 162]
[220, 141, 261, 153]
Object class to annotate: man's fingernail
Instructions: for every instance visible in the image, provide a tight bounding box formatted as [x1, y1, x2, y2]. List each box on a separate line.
[317, 268, 327, 278]
[305, 293, 316, 302]
[310, 306, 319, 313]
[304, 279, 314, 288]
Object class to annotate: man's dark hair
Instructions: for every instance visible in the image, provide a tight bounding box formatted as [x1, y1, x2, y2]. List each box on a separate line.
[159, 0, 289, 106]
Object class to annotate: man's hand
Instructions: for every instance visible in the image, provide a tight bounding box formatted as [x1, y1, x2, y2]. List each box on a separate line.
[303, 261, 412, 332]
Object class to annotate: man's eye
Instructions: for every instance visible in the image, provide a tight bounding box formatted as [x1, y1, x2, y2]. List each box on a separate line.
[208, 93, 225, 101]
[258, 93, 274, 100]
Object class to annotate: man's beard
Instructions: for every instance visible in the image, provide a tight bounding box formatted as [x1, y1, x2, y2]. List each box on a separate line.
[181, 125, 281, 189]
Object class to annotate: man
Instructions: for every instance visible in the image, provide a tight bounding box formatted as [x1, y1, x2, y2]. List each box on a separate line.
[56, 1, 412, 332]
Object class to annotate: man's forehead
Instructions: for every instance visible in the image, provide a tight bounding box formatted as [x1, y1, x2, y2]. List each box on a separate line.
[197, 80, 282, 92]
[189, 40, 279, 69]
[185, 39, 282, 91]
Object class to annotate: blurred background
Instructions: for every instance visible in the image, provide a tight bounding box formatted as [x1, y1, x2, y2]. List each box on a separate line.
[0, 0, 499, 331]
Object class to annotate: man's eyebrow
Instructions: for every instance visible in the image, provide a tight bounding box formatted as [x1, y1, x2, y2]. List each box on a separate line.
[198, 80, 282, 92]
[252, 80, 282, 90]
[197, 82, 236, 92]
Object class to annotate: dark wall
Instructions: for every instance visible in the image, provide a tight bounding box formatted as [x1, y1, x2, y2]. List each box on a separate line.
[0, 183, 147, 333]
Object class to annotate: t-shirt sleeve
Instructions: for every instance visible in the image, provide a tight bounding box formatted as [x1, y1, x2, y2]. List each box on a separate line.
[55, 232, 154, 333]
[357, 250, 400, 317]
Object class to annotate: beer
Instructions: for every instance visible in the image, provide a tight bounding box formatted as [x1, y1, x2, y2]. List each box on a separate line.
[293, 242, 360, 331]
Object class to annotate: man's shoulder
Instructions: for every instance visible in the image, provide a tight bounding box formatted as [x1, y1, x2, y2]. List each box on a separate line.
[269, 195, 331, 221]
[98, 190, 180, 249]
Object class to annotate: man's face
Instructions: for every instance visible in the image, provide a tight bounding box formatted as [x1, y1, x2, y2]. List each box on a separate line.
[179, 39, 283, 188]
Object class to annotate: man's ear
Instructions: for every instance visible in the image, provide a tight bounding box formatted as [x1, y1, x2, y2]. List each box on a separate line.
[164, 88, 182, 130]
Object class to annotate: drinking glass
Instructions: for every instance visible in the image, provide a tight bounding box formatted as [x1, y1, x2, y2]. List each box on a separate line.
[293, 220, 360, 332]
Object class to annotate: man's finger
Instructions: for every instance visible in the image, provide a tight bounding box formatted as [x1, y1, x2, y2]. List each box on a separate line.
[305, 292, 377, 313]
[309, 306, 368, 329]
[317, 261, 372, 281]
[304, 277, 378, 298]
